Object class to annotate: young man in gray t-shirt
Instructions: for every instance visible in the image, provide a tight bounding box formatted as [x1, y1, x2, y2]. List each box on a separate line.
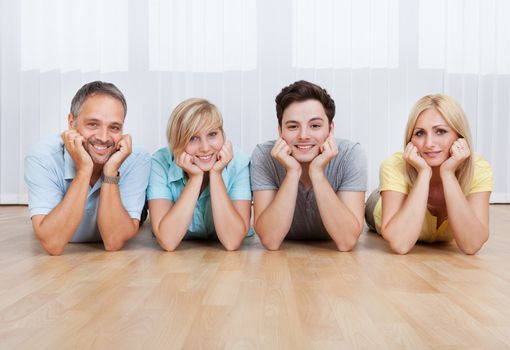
[251, 80, 367, 250]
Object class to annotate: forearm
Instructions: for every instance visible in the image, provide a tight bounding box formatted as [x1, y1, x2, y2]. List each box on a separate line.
[254, 171, 300, 250]
[35, 172, 90, 255]
[97, 183, 138, 251]
[156, 176, 202, 251]
[310, 174, 362, 251]
[209, 172, 247, 251]
[442, 172, 488, 254]
[382, 172, 431, 254]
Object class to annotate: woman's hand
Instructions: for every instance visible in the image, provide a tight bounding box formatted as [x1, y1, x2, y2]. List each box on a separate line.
[403, 142, 431, 174]
[175, 151, 203, 178]
[440, 138, 470, 175]
[212, 140, 233, 173]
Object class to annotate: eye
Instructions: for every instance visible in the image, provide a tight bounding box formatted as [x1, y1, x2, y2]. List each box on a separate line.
[88, 123, 98, 128]
[435, 129, 447, 135]
[110, 126, 121, 132]
[208, 131, 218, 137]
[287, 124, 298, 130]
[311, 123, 322, 129]
[414, 130, 424, 137]
[190, 136, 199, 142]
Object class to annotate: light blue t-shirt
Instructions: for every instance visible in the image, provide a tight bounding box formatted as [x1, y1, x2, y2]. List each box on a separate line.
[147, 146, 252, 239]
[24, 134, 151, 243]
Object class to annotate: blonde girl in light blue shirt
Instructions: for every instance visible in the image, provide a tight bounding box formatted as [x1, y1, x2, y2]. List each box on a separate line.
[147, 98, 252, 251]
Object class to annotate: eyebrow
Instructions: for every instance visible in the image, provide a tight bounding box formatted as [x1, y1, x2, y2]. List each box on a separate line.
[83, 117, 124, 127]
[284, 116, 325, 125]
[413, 124, 450, 130]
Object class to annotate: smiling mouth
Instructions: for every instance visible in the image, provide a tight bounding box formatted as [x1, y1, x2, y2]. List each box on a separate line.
[196, 154, 214, 161]
[89, 144, 112, 155]
[294, 144, 315, 151]
[423, 151, 442, 157]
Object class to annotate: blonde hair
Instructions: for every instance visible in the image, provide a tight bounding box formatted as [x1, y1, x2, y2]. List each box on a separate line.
[166, 98, 224, 155]
[404, 94, 474, 194]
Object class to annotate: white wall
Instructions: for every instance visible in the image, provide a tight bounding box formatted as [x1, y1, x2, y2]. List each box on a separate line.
[1, 0, 509, 203]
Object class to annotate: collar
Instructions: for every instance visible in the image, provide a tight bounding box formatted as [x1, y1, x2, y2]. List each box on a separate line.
[167, 152, 187, 184]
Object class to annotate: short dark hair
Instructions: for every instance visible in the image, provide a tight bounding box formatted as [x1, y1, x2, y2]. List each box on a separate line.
[275, 80, 335, 126]
[70, 81, 127, 119]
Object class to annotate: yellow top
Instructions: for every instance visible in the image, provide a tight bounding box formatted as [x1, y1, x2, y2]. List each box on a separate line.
[373, 152, 493, 242]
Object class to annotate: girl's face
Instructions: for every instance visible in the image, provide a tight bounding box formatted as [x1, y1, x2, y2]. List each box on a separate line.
[184, 127, 225, 171]
[411, 108, 459, 167]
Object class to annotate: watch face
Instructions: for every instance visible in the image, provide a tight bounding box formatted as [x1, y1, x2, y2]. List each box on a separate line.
[102, 175, 120, 184]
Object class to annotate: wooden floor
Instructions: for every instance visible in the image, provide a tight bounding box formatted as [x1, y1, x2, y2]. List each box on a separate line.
[0, 205, 509, 349]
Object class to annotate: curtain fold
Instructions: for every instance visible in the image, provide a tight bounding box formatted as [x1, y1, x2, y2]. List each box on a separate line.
[1, 0, 509, 204]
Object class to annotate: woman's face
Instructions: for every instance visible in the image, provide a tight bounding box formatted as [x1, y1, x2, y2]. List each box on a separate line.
[184, 127, 225, 171]
[411, 108, 459, 167]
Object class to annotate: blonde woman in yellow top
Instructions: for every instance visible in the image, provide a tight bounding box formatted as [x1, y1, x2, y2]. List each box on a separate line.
[365, 94, 493, 254]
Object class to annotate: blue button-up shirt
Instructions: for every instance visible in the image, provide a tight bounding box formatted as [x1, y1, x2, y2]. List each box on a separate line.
[24, 134, 151, 242]
[147, 146, 252, 239]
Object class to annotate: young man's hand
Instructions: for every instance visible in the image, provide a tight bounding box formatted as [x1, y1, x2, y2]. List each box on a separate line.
[309, 133, 338, 177]
[271, 138, 302, 174]
[103, 134, 132, 176]
[61, 130, 93, 176]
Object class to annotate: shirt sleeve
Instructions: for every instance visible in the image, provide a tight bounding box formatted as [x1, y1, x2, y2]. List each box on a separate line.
[146, 152, 173, 202]
[24, 155, 64, 217]
[379, 153, 409, 194]
[469, 156, 494, 193]
[250, 144, 279, 191]
[119, 151, 152, 219]
[337, 143, 367, 192]
[227, 152, 252, 201]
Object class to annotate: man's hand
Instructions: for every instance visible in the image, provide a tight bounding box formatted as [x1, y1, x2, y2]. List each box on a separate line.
[309, 133, 338, 177]
[61, 130, 93, 175]
[103, 134, 132, 176]
[270, 138, 302, 174]
[440, 138, 470, 175]
[403, 142, 431, 174]
[212, 140, 233, 173]
[175, 151, 204, 178]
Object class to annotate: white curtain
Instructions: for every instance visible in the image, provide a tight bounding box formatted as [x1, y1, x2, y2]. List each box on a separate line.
[1, 0, 509, 204]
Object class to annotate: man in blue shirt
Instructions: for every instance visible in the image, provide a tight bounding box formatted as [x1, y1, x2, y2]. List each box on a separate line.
[24, 81, 151, 255]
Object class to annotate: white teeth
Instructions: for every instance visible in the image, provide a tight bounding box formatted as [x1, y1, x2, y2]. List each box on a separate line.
[197, 155, 213, 160]
[93, 145, 107, 150]
[296, 145, 313, 150]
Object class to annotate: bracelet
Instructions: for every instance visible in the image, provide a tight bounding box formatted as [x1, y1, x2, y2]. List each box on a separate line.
[102, 172, 120, 184]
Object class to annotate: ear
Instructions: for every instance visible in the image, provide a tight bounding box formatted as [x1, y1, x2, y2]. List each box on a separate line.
[277, 125, 282, 137]
[67, 113, 75, 129]
[329, 121, 335, 136]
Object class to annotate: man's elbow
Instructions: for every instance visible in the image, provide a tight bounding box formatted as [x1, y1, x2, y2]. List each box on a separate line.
[102, 236, 126, 252]
[40, 239, 66, 256]
[260, 236, 282, 251]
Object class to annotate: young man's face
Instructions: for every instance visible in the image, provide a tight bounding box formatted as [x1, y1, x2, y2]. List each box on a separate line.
[279, 99, 331, 163]
[69, 94, 125, 165]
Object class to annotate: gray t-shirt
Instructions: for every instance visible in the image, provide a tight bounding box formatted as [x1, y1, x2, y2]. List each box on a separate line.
[250, 138, 367, 240]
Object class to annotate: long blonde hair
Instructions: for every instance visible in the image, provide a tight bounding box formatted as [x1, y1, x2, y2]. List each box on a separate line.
[404, 94, 474, 194]
[166, 98, 224, 156]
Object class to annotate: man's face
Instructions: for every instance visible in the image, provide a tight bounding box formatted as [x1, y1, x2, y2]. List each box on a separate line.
[69, 94, 125, 165]
[279, 99, 331, 163]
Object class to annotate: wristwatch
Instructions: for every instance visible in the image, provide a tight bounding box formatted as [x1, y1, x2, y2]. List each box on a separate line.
[102, 172, 120, 184]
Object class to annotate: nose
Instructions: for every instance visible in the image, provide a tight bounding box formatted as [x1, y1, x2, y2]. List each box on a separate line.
[96, 127, 109, 143]
[298, 126, 309, 140]
[199, 138, 210, 152]
[424, 134, 434, 149]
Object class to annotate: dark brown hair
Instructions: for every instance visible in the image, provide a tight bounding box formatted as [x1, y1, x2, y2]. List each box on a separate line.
[275, 80, 335, 126]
